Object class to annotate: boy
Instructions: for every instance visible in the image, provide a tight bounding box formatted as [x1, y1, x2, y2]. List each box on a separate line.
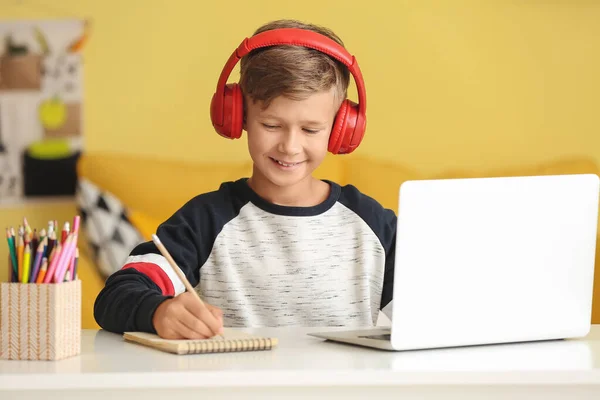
[94, 19, 397, 340]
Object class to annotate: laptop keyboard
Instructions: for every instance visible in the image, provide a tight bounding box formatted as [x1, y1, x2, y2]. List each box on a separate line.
[358, 334, 391, 340]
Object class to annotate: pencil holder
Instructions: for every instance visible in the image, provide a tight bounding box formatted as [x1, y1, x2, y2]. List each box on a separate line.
[0, 280, 81, 361]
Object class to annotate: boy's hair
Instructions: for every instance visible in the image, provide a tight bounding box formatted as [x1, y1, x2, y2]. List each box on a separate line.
[239, 19, 351, 110]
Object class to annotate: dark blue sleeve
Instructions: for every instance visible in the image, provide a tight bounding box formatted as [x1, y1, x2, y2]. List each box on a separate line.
[93, 181, 248, 333]
[337, 184, 397, 310]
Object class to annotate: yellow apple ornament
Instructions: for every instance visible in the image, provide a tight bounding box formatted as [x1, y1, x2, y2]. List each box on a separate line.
[39, 97, 67, 130]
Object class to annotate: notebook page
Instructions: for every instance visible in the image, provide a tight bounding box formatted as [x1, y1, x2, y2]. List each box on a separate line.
[124, 329, 259, 344]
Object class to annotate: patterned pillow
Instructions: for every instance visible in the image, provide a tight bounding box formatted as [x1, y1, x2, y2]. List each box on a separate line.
[75, 178, 144, 278]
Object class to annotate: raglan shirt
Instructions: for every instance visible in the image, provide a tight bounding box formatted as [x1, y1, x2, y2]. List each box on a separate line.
[93, 178, 397, 333]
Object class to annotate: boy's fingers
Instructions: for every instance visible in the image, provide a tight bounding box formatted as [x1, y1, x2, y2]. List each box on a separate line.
[181, 295, 223, 336]
[208, 306, 224, 327]
[174, 313, 212, 339]
[207, 304, 223, 318]
[206, 305, 224, 334]
[200, 307, 223, 336]
[180, 292, 207, 315]
[158, 327, 183, 340]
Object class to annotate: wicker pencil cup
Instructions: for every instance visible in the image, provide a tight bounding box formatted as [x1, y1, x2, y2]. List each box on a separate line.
[0, 280, 81, 360]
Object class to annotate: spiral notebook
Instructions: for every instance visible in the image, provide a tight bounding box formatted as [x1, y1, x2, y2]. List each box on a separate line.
[123, 329, 278, 355]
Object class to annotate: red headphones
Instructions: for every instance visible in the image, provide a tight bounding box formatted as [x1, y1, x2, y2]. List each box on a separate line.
[210, 28, 367, 155]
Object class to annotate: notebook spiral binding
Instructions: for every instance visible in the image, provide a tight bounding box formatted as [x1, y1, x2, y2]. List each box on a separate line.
[187, 337, 275, 353]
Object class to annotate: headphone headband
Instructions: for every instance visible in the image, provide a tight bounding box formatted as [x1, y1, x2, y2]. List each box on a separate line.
[213, 28, 366, 128]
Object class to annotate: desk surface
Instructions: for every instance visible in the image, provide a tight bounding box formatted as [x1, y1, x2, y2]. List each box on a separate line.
[1, 326, 600, 391]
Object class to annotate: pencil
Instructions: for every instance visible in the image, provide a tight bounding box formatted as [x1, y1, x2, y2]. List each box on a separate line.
[29, 238, 46, 283]
[46, 229, 56, 259]
[151, 234, 224, 338]
[31, 229, 38, 258]
[38, 228, 46, 244]
[52, 233, 77, 283]
[22, 244, 31, 283]
[23, 227, 30, 248]
[72, 215, 80, 234]
[61, 222, 69, 244]
[6, 228, 18, 280]
[9, 254, 13, 283]
[17, 234, 24, 282]
[23, 217, 32, 236]
[42, 242, 61, 283]
[73, 248, 79, 280]
[35, 258, 48, 284]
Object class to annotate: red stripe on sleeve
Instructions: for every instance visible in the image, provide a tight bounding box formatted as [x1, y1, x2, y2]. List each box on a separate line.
[122, 262, 175, 296]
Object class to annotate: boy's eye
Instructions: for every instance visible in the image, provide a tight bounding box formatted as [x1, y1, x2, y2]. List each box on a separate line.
[262, 123, 279, 129]
[303, 129, 320, 134]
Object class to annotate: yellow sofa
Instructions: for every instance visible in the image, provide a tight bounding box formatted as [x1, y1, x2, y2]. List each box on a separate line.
[75, 152, 600, 329]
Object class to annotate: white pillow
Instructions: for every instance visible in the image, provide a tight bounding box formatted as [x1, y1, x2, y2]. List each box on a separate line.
[75, 178, 144, 278]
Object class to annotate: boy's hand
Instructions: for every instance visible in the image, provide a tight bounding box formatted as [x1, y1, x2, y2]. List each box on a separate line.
[152, 292, 224, 339]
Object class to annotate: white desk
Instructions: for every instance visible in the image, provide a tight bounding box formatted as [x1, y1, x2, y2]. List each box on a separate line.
[1, 326, 600, 400]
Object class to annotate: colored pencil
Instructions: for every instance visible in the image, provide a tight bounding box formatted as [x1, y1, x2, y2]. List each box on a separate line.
[4, 217, 81, 284]
[23, 218, 32, 237]
[72, 215, 80, 234]
[22, 244, 31, 283]
[29, 238, 46, 283]
[35, 258, 48, 284]
[6, 228, 18, 279]
[42, 242, 62, 283]
[9, 254, 13, 283]
[73, 248, 79, 280]
[17, 233, 24, 282]
[30, 229, 38, 259]
[38, 228, 46, 243]
[52, 233, 77, 283]
[23, 226, 30, 249]
[46, 229, 56, 260]
[61, 222, 69, 244]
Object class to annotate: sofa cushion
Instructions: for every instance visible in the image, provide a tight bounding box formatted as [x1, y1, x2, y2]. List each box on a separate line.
[77, 152, 254, 222]
[432, 157, 600, 179]
[343, 156, 422, 211]
[76, 178, 145, 278]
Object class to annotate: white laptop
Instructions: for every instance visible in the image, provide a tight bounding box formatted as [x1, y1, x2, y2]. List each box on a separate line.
[309, 174, 600, 351]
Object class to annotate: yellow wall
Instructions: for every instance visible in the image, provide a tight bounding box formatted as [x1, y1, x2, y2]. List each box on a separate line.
[1, 2, 599, 320]
[1, 0, 598, 173]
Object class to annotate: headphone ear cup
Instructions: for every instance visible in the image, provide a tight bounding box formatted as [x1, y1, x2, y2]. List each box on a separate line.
[328, 100, 365, 155]
[342, 100, 365, 154]
[328, 100, 348, 154]
[229, 83, 244, 139]
[210, 83, 244, 139]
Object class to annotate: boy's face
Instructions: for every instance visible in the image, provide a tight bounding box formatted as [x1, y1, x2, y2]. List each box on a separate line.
[245, 88, 338, 189]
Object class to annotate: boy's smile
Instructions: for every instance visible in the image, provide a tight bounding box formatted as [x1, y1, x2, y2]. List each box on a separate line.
[269, 157, 304, 170]
[244, 88, 338, 206]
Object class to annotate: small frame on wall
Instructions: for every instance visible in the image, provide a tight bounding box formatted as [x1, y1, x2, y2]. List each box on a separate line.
[0, 18, 89, 205]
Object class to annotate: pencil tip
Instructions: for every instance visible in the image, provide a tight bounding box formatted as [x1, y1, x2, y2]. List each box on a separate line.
[151, 234, 160, 244]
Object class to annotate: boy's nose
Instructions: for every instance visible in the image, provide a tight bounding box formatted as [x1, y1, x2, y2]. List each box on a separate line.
[277, 131, 302, 155]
